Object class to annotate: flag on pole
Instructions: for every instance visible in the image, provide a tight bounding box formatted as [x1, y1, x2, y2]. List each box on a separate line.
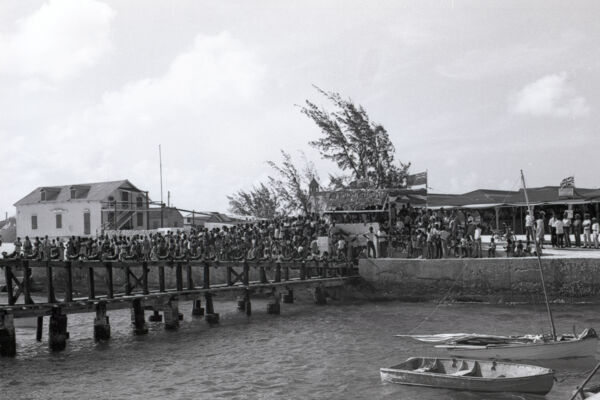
[407, 171, 427, 186]
[560, 176, 575, 188]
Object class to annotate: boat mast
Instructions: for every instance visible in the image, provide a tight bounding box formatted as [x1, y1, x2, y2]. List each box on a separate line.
[520, 169, 557, 340]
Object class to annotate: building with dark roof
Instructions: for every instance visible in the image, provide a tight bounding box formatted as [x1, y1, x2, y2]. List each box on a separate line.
[14, 180, 151, 238]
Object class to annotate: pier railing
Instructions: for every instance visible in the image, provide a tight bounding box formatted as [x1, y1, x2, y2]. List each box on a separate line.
[0, 257, 358, 357]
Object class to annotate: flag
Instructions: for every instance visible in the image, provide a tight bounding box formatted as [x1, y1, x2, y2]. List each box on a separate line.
[407, 171, 427, 186]
[560, 176, 574, 188]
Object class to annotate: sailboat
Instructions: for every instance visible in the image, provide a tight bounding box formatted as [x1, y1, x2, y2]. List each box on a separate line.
[400, 171, 598, 361]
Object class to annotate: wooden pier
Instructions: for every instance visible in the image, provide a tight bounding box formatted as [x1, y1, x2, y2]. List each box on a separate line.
[0, 257, 357, 357]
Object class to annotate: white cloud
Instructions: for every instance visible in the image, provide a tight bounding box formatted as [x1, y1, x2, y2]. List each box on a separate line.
[510, 72, 590, 118]
[0, 31, 268, 211]
[0, 0, 114, 82]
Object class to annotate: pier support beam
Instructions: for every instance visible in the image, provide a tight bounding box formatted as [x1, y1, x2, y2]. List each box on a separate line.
[163, 297, 179, 330]
[36, 316, 43, 342]
[0, 312, 16, 357]
[267, 290, 280, 315]
[149, 310, 162, 322]
[204, 293, 219, 325]
[282, 289, 294, 304]
[192, 299, 204, 317]
[49, 308, 69, 351]
[131, 299, 148, 335]
[314, 286, 327, 305]
[240, 289, 251, 317]
[93, 302, 111, 341]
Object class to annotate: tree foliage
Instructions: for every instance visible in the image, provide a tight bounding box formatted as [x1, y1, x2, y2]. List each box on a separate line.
[267, 150, 317, 215]
[227, 183, 279, 219]
[300, 86, 410, 189]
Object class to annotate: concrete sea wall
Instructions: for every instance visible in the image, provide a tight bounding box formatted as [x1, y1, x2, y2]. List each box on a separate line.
[358, 257, 600, 303]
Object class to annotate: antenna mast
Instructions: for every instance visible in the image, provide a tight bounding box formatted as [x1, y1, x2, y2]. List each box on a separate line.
[159, 144, 164, 206]
[520, 169, 556, 340]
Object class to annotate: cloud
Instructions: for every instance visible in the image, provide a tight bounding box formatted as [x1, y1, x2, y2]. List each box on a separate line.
[509, 73, 589, 118]
[0, 0, 114, 82]
[0, 31, 268, 211]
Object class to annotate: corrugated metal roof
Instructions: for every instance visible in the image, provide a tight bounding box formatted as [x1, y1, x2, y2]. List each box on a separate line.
[14, 180, 143, 206]
[428, 187, 599, 208]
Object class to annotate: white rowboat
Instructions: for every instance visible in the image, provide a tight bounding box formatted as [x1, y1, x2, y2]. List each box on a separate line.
[380, 357, 555, 394]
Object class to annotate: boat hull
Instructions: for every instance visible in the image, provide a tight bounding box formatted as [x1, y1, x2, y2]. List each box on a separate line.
[441, 337, 598, 360]
[380, 358, 554, 395]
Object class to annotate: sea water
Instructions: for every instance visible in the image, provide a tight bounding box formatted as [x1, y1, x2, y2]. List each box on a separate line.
[0, 295, 599, 399]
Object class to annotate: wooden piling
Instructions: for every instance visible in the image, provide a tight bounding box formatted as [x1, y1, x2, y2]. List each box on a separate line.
[203, 262, 210, 289]
[186, 263, 194, 290]
[204, 292, 219, 324]
[282, 289, 294, 304]
[105, 262, 114, 299]
[148, 310, 162, 322]
[226, 266, 233, 286]
[88, 266, 95, 300]
[142, 262, 149, 295]
[244, 288, 251, 317]
[158, 265, 165, 292]
[46, 261, 56, 303]
[4, 265, 14, 305]
[259, 266, 268, 284]
[22, 260, 33, 304]
[314, 286, 327, 305]
[124, 264, 132, 295]
[175, 263, 183, 292]
[274, 263, 281, 283]
[192, 299, 204, 317]
[93, 302, 111, 341]
[0, 312, 16, 357]
[65, 261, 73, 302]
[49, 307, 68, 351]
[163, 297, 179, 330]
[267, 289, 280, 315]
[131, 298, 148, 335]
[36, 316, 43, 342]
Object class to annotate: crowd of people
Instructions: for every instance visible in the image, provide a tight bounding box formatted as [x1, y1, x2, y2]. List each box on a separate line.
[3, 206, 600, 263]
[2, 216, 338, 262]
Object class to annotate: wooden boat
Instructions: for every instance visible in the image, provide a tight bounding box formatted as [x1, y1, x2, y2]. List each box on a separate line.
[435, 329, 598, 360]
[380, 357, 554, 394]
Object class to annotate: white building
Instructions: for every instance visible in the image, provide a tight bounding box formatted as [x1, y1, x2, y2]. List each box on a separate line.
[14, 180, 150, 238]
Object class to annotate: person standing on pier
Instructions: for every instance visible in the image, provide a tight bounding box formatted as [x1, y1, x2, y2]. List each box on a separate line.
[535, 212, 545, 249]
[583, 213, 592, 248]
[563, 211, 572, 248]
[525, 210, 534, 245]
[549, 213, 558, 248]
[555, 217, 564, 248]
[592, 218, 599, 249]
[573, 213, 583, 247]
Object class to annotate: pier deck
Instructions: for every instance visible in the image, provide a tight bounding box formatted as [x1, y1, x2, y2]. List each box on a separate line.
[0, 257, 358, 356]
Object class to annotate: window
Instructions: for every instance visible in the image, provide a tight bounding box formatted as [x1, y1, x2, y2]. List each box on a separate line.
[40, 190, 46, 201]
[152, 221, 158, 229]
[121, 191, 129, 209]
[70, 188, 76, 199]
[136, 212, 144, 227]
[136, 196, 143, 208]
[56, 214, 62, 229]
[31, 215, 38, 230]
[83, 212, 91, 235]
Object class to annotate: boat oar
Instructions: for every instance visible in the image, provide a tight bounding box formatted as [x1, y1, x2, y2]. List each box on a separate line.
[569, 361, 600, 400]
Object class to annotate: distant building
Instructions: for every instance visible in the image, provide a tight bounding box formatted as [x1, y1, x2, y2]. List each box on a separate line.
[148, 207, 184, 229]
[183, 212, 248, 230]
[14, 180, 150, 238]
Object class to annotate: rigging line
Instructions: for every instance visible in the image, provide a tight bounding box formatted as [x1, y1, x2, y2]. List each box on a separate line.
[407, 263, 469, 334]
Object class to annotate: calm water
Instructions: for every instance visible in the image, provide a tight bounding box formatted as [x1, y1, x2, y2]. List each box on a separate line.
[1, 296, 599, 400]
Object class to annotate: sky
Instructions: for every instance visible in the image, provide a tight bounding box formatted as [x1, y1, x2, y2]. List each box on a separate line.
[1, 0, 599, 216]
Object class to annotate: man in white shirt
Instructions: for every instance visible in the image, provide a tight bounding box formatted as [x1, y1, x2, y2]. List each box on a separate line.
[525, 210, 534, 246]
